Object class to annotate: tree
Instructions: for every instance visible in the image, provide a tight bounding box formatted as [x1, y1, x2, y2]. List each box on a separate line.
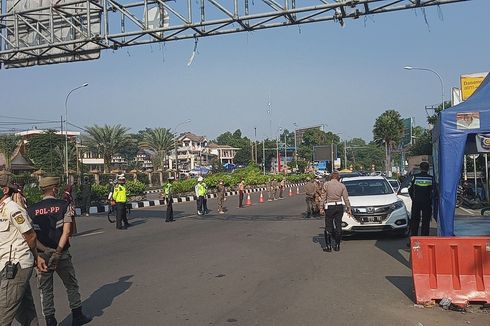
[0, 134, 20, 172]
[410, 129, 432, 156]
[373, 110, 404, 174]
[427, 100, 452, 125]
[140, 128, 175, 170]
[214, 129, 251, 165]
[84, 124, 133, 173]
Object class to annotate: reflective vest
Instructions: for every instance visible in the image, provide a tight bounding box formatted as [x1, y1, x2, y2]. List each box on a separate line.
[197, 183, 207, 197]
[163, 183, 173, 197]
[408, 172, 434, 205]
[113, 185, 127, 203]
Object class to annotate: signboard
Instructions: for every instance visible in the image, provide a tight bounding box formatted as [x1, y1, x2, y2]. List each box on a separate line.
[476, 134, 490, 153]
[456, 112, 480, 130]
[3, 0, 102, 68]
[400, 118, 413, 147]
[460, 72, 489, 101]
[313, 144, 336, 162]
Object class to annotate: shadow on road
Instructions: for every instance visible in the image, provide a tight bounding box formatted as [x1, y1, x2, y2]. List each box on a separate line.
[386, 276, 414, 302]
[72, 228, 104, 237]
[312, 233, 326, 250]
[59, 275, 134, 325]
[187, 213, 308, 221]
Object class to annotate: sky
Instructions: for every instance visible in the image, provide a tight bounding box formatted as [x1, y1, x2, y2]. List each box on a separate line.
[1, 0, 489, 143]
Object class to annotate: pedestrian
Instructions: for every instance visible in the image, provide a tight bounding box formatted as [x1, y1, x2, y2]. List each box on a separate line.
[163, 177, 175, 222]
[320, 171, 352, 252]
[266, 178, 273, 201]
[27, 176, 92, 326]
[408, 161, 435, 237]
[313, 178, 323, 217]
[62, 184, 78, 235]
[271, 178, 278, 200]
[0, 172, 47, 326]
[195, 176, 208, 215]
[238, 178, 245, 208]
[279, 178, 285, 199]
[113, 175, 130, 230]
[216, 179, 226, 214]
[80, 176, 91, 217]
[303, 177, 316, 218]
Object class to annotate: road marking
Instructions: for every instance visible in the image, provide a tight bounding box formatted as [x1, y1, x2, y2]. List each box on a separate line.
[460, 207, 475, 215]
[78, 231, 105, 237]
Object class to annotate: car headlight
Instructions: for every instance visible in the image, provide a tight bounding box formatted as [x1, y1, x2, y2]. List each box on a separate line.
[390, 200, 404, 211]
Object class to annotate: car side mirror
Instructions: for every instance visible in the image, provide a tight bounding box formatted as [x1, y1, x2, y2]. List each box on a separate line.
[399, 187, 409, 195]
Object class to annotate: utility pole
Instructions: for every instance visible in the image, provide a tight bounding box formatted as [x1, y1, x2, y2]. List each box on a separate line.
[254, 127, 258, 164]
[283, 132, 287, 175]
[344, 140, 347, 169]
[262, 140, 266, 175]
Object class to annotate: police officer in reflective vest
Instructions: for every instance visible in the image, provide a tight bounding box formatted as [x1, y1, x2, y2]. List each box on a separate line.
[28, 177, 92, 326]
[408, 161, 435, 236]
[195, 177, 208, 215]
[0, 172, 47, 326]
[163, 177, 175, 222]
[113, 175, 130, 230]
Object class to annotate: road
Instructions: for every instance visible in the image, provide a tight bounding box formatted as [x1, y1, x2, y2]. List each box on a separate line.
[24, 190, 489, 326]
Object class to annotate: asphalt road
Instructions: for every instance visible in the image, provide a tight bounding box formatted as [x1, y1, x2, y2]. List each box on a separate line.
[22, 191, 489, 326]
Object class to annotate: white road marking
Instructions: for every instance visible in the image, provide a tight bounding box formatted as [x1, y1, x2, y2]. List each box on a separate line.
[78, 231, 105, 237]
[460, 207, 475, 215]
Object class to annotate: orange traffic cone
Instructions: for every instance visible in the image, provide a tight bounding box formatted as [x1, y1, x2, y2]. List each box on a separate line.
[289, 187, 293, 197]
[246, 193, 252, 206]
[296, 186, 300, 195]
[259, 191, 265, 203]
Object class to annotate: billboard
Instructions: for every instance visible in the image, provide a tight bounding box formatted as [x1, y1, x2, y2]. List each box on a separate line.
[313, 144, 337, 162]
[400, 117, 413, 147]
[2, 0, 102, 68]
[460, 72, 489, 101]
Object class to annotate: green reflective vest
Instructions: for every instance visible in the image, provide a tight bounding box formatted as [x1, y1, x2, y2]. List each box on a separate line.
[163, 183, 173, 196]
[197, 183, 207, 197]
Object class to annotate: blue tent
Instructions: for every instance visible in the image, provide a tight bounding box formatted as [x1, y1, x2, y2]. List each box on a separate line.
[433, 74, 490, 236]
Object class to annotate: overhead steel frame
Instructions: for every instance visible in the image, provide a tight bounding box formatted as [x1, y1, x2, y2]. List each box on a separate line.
[0, 0, 469, 68]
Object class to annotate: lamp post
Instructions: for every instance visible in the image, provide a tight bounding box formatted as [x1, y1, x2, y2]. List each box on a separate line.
[404, 66, 445, 111]
[283, 130, 287, 175]
[64, 83, 88, 184]
[293, 123, 298, 171]
[174, 119, 191, 180]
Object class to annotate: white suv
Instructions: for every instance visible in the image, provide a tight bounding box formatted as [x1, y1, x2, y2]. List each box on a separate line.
[341, 176, 410, 236]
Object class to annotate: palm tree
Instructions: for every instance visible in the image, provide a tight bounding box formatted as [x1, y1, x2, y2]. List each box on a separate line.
[140, 128, 175, 170]
[0, 134, 20, 172]
[84, 124, 133, 173]
[373, 110, 404, 175]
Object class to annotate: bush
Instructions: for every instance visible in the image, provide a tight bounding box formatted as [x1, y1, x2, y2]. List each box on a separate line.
[91, 183, 111, 203]
[173, 178, 198, 194]
[126, 180, 146, 196]
[23, 184, 43, 206]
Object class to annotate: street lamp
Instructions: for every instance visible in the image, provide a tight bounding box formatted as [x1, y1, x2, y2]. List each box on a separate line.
[174, 119, 191, 179]
[293, 123, 299, 171]
[64, 83, 88, 184]
[404, 66, 445, 111]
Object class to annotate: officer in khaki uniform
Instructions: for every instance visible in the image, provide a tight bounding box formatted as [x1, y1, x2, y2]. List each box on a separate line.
[28, 177, 91, 326]
[0, 172, 47, 326]
[303, 177, 316, 218]
[313, 178, 324, 216]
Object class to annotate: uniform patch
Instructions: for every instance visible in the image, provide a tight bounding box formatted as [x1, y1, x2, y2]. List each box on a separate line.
[13, 211, 25, 224]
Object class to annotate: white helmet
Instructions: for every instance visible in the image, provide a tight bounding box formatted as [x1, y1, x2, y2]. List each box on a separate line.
[197, 176, 203, 182]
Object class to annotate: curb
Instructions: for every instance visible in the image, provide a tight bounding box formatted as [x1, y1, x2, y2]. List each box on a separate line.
[76, 183, 305, 215]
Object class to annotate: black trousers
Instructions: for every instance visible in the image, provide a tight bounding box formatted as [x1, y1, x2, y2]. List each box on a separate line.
[166, 196, 174, 221]
[116, 202, 128, 229]
[239, 190, 244, 207]
[410, 202, 432, 236]
[198, 196, 207, 214]
[325, 204, 343, 243]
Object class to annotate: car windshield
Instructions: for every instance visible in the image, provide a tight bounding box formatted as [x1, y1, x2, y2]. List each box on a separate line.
[344, 179, 394, 196]
[389, 180, 399, 188]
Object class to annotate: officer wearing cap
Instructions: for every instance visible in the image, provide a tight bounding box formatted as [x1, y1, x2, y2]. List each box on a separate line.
[113, 175, 130, 230]
[408, 161, 435, 236]
[195, 176, 208, 215]
[0, 172, 47, 325]
[28, 176, 92, 326]
[320, 171, 352, 252]
[163, 177, 175, 222]
[303, 177, 316, 218]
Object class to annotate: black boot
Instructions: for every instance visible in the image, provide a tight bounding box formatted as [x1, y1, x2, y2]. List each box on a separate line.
[72, 307, 92, 326]
[334, 235, 341, 251]
[46, 315, 58, 326]
[323, 232, 332, 252]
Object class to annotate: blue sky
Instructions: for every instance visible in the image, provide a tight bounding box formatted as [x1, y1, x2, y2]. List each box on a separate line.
[1, 0, 489, 142]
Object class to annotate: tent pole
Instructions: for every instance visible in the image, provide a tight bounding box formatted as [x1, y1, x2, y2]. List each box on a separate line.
[486, 154, 489, 202]
[463, 155, 467, 180]
[474, 155, 478, 195]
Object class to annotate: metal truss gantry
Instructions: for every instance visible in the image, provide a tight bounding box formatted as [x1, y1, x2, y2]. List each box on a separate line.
[0, 0, 469, 68]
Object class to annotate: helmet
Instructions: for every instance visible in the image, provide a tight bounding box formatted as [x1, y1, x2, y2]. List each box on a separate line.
[197, 176, 204, 182]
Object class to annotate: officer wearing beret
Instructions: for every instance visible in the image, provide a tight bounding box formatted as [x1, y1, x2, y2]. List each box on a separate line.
[0, 172, 47, 325]
[28, 177, 92, 326]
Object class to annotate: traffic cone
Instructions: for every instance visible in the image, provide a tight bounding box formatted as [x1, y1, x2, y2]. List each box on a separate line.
[289, 187, 293, 197]
[259, 191, 265, 203]
[246, 193, 252, 206]
[296, 186, 300, 195]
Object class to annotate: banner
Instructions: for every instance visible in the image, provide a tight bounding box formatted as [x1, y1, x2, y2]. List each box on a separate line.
[476, 134, 490, 153]
[460, 72, 488, 101]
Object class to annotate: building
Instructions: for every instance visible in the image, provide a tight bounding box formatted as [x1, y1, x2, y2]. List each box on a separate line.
[135, 148, 155, 170]
[294, 125, 324, 145]
[206, 143, 240, 164]
[170, 132, 208, 170]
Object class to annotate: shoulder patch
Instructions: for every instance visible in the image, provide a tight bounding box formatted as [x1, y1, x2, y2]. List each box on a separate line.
[13, 211, 26, 224]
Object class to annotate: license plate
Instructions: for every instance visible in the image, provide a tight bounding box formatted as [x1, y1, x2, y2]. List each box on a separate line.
[361, 216, 382, 224]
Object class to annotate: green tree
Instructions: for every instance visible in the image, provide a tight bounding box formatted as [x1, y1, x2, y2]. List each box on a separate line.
[214, 129, 251, 165]
[0, 134, 20, 172]
[428, 100, 452, 125]
[410, 129, 432, 156]
[373, 110, 404, 174]
[84, 124, 133, 173]
[140, 128, 175, 170]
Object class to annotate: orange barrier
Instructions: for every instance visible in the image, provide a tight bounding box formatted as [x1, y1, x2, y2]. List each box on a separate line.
[411, 236, 490, 306]
[245, 193, 252, 206]
[259, 191, 265, 203]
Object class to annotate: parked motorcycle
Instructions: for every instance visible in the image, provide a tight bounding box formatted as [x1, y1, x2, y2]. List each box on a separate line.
[456, 181, 483, 209]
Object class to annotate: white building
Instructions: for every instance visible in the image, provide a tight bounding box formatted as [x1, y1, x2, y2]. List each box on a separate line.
[168, 132, 208, 170]
[206, 143, 240, 164]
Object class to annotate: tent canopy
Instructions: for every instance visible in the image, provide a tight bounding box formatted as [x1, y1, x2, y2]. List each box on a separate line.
[433, 74, 490, 236]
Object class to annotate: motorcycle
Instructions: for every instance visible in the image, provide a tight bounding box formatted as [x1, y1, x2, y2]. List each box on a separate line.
[456, 181, 483, 209]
